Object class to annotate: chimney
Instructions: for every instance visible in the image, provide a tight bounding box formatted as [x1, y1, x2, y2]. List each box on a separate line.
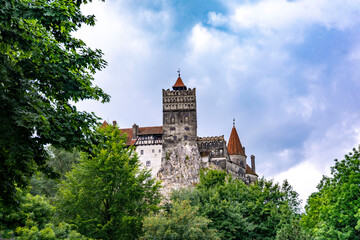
[112, 120, 117, 126]
[251, 155, 255, 173]
[132, 124, 139, 139]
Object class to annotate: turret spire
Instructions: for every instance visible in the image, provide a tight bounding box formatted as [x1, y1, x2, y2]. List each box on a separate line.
[227, 123, 245, 156]
[172, 69, 187, 90]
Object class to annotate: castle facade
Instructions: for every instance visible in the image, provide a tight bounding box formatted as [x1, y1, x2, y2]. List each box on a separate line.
[103, 74, 258, 190]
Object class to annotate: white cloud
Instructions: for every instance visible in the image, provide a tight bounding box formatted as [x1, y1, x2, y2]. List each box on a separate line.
[271, 115, 360, 206]
[284, 95, 326, 120]
[273, 160, 324, 209]
[230, 0, 360, 32]
[207, 11, 228, 26]
[74, 1, 177, 127]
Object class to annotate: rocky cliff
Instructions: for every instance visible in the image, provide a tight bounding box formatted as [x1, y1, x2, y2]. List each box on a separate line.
[157, 144, 202, 196]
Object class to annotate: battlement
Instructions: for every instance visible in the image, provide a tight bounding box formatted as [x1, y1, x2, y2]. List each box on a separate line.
[163, 88, 196, 111]
[162, 88, 196, 96]
[197, 136, 225, 142]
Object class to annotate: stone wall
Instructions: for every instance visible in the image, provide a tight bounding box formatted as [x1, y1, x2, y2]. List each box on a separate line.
[162, 88, 197, 149]
[157, 144, 202, 196]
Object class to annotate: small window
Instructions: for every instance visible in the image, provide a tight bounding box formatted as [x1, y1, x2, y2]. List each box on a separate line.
[185, 127, 189, 131]
[146, 161, 151, 167]
[152, 149, 154, 153]
[184, 135, 188, 140]
[173, 136, 177, 141]
[170, 127, 175, 131]
[159, 149, 161, 153]
[140, 150, 144, 155]
[185, 114, 189, 123]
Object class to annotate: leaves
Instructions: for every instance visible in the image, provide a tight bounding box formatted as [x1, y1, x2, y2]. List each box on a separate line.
[0, 0, 109, 207]
[55, 125, 162, 240]
[302, 146, 360, 239]
[171, 171, 302, 240]
[141, 200, 220, 240]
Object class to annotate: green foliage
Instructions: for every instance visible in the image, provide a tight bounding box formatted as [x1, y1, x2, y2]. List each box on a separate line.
[198, 169, 227, 189]
[302, 146, 360, 239]
[140, 200, 220, 240]
[276, 217, 311, 240]
[0, 0, 110, 207]
[172, 171, 301, 240]
[0, 189, 54, 233]
[16, 222, 92, 240]
[29, 147, 80, 198]
[55, 125, 162, 240]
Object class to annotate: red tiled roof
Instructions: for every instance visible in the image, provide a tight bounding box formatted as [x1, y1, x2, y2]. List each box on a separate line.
[119, 128, 136, 146]
[227, 126, 245, 155]
[173, 76, 186, 88]
[120, 126, 163, 146]
[246, 164, 258, 176]
[101, 121, 163, 145]
[138, 126, 163, 135]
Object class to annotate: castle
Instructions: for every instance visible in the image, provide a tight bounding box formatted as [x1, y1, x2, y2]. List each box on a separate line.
[103, 73, 258, 191]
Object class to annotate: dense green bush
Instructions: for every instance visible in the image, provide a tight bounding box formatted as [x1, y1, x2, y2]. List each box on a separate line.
[172, 170, 302, 240]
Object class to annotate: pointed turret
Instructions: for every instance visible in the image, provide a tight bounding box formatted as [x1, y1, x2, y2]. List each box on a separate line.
[227, 125, 245, 156]
[172, 71, 187, 90]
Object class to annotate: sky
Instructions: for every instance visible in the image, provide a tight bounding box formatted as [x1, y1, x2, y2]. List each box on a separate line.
[75, 0, 360, 207]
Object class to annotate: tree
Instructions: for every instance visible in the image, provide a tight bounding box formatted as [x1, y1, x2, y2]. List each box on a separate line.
[29, 146, 80, 198]
[276, 217, 311, 240]
[16, 222, 92, 240]
[0, 189, 54, 236]
[141, 200, 220, 240]
[0, 0, 109, 206]
[302, 146, 360, 239]
[55, 125, 161, 240]
[172, 170, 302, 240]
[0, 188, 89, 239]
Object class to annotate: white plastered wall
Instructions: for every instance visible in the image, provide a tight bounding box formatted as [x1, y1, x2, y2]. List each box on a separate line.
[135, 145, 162, 178]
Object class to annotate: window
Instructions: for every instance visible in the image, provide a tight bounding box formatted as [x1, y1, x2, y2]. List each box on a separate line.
[159, 149, 161, 153]
[184, 135, 188, 140]
[185, 113, 189, 123]
[152, 149, 154, 153]
[170, 127, 175, 131]
[140, 150, 144, 155]
[173, 136, 177, 141]
[146, 161, 151, 167]
[185, 127, 189, 131]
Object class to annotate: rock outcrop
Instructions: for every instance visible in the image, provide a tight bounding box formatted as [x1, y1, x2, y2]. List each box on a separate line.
[157, 144, 201, 196]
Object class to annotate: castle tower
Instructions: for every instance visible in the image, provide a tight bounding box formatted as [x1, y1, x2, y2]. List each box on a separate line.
[162, 73, 197, 150]
[227, 123, 247, 176]
[158, 72, 200, 194]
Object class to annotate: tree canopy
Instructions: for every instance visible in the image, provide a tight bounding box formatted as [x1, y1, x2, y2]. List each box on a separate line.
[55, 125, 161, 240]
[302, 146, 360, 239]
[141, 200, 220, 240]
[0, 0, 109, 206]
[29, 146, 80, 198]
[0, 188, 90, 239]
[172, 170, 302, 240]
